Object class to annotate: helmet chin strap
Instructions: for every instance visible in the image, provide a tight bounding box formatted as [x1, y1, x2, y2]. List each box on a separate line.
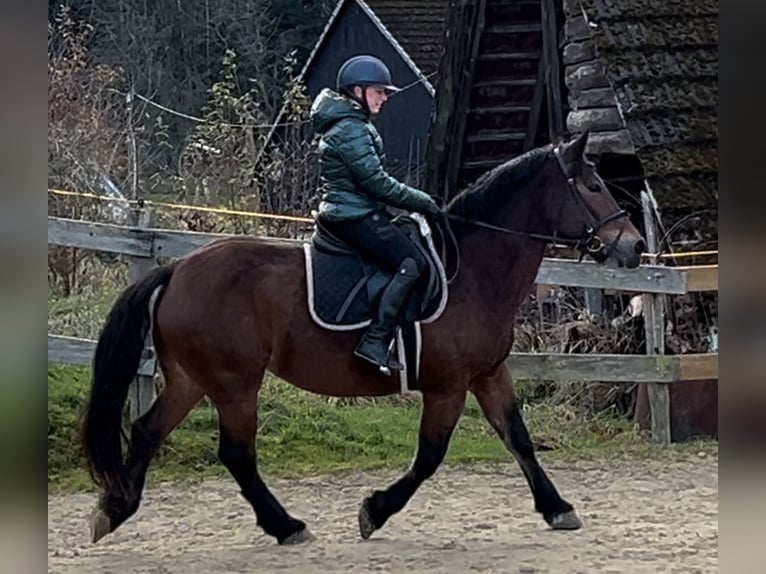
[346, 85, 372, 114]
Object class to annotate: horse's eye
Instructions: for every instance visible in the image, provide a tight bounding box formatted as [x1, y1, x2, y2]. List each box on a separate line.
[587, 183, 601, 193]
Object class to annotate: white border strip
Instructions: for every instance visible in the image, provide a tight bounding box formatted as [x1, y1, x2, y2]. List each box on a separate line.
[409, 213, 449, 324]
[396, 328, 408, 393]
[414, 321, 422, 380]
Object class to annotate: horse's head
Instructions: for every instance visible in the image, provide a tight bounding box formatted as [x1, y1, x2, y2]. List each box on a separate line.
[548, 131, 646, 268]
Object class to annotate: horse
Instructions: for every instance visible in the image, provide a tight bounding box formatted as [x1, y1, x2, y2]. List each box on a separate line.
[82, 131, 646, 545]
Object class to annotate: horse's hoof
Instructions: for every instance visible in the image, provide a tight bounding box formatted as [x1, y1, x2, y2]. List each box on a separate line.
[358, 498, 376, 540]
[549, 510, 583, 530]
[281, 527, 315, 545]
[90, 507, 112, 543]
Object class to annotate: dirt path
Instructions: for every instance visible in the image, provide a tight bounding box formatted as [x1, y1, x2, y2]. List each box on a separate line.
[48, 453, 717, 574]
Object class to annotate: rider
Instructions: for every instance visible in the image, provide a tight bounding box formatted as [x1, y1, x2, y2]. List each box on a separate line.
[310, 54, 440, 373]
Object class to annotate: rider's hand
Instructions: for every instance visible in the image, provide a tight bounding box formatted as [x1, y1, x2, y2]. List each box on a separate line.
[423, 199, 441, 216]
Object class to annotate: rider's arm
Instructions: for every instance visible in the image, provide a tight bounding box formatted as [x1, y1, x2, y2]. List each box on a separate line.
[331, 119, 439, 214]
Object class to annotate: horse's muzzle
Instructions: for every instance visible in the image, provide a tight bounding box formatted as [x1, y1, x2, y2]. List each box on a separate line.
[612, 236, 645, 268]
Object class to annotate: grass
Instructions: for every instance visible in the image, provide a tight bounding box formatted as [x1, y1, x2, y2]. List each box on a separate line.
[48, 258, 128, 340]
[47, 364, 717, 494]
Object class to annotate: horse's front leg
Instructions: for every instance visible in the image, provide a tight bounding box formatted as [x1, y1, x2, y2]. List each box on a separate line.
[470, 363, 582, 530]
[358, 390, 466, 539]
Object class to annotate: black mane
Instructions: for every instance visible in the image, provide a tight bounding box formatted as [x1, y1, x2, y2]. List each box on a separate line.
[447, 147, 551, 220]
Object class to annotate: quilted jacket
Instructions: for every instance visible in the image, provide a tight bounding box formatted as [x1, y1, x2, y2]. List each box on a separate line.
[310, 88, 438, 222]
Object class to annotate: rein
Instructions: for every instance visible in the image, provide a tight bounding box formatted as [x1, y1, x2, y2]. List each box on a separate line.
[432, 145, 629, 282]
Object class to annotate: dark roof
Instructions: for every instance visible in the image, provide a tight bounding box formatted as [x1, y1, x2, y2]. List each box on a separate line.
[581, 0, 718, 215]
[365, 0, 449, 78]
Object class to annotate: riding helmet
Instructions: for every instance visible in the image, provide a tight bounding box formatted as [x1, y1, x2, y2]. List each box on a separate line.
[336, 55, 400, 93]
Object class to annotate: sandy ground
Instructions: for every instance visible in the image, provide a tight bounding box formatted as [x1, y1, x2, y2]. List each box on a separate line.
[48, 454, 717, 574]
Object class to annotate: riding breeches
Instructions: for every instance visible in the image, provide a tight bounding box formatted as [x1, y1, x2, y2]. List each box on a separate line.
[320, 211, 427, 275]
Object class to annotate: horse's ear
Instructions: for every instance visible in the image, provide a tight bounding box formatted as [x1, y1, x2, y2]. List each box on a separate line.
[563, 130, 589, 164]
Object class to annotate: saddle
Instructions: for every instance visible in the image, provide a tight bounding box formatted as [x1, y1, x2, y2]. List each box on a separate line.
[303, 213, 449, 391]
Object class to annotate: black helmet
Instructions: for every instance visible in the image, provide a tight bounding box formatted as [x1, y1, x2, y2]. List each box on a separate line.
[336, 55, 400, 93]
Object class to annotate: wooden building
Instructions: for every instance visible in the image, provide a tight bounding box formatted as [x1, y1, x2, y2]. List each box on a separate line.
[427, 0, 718, 242]
[561, 0, 718, 241]
[266, 0, 449, 183]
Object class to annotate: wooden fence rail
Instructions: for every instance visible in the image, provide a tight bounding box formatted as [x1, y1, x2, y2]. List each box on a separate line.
[48, 216, 693, 294]
[47, 215, 718, 444]
[48, 335, 156, 377]
[48, 334, 716, 385]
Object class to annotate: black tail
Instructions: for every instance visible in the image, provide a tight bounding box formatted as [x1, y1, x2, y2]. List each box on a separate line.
[81, 263, 176, 498]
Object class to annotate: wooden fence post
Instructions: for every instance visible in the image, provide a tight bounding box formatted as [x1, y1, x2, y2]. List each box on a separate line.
[641, 191, 671, 444]
[127, 206, 158, 422]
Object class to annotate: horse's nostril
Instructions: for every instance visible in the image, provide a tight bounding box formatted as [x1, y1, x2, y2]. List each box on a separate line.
[634, 238, 647, 255]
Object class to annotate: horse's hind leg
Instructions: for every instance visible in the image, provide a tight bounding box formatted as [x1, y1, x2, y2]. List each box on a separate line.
[91, 360, 204, 542]
[470, 363, 582, 530]
[214, 379, 313, 545]
[358, 390, 466, 539]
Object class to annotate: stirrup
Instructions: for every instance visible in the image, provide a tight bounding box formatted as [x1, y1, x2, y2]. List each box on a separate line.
[353, 347, 403, 375]
[383, 353, 404, 374]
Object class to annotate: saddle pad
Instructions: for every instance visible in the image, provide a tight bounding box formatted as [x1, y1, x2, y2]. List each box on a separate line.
[304, 213, 449, 331]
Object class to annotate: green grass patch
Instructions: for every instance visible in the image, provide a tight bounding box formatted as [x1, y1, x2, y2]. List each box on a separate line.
[48, 364, 717, 493]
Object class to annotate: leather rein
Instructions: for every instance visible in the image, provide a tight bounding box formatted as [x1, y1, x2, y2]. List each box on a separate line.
[433, 145, 629, 283]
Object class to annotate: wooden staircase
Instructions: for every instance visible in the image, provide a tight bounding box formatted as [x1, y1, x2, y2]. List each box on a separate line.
[458, 0, 550, 189]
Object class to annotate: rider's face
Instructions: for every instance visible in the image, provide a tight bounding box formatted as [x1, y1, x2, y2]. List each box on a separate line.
[354, 85, 389, 114]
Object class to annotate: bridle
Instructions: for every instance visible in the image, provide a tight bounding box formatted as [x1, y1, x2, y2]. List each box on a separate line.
[550, 144, 628, 256]
[435, 144, 629, 282]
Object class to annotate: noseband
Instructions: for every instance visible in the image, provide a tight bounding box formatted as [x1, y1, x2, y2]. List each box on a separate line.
[551, 145, 628, 258]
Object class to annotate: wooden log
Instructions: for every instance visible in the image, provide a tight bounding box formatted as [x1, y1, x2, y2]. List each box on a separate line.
[563, 41, 596, 65]
[569, 87, 617, 109]
[563, 0, 583, 17]
[584, 129, 636, 155]
[567, 107, 623, 132]
[565, 15, 591, 42]
[565, 62, 610, 91]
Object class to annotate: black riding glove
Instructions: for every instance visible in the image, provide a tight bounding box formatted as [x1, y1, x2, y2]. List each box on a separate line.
[422, 198, 441, 216]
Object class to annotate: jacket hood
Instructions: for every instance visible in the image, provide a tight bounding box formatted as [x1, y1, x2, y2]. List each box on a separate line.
[310, 88, 368, 133]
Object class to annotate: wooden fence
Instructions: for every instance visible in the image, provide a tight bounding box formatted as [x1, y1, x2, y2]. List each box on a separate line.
[47, 211, 718, 443]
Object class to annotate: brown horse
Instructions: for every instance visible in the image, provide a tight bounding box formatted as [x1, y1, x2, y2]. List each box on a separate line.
[82, 132, 646, 545]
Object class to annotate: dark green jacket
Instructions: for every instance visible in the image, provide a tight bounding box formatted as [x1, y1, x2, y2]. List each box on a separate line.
[310, 88, 437, 222]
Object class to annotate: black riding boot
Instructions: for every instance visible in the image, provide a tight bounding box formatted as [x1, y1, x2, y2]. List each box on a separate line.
[354, 258, 420, 373]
